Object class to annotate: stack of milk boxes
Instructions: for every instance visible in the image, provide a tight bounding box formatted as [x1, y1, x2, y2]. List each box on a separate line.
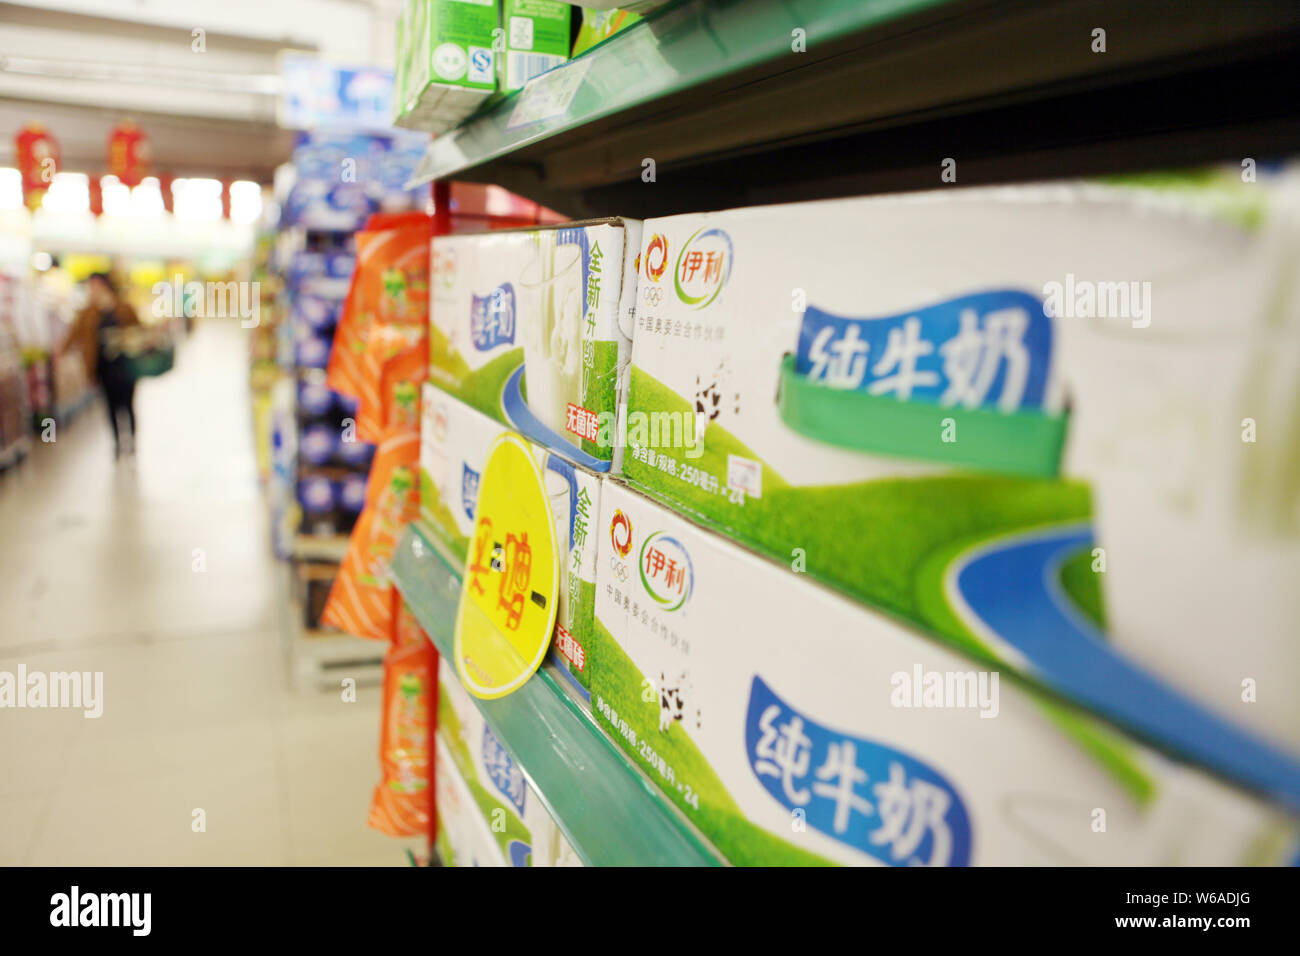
[420, 218, 641, 865]
[422, 172, 1300, 866]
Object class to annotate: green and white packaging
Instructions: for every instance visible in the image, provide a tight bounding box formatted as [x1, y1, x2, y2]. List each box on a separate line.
[499, 0, 572, 93]
[430, 218, 641, 472]
[436, 658, 582, 866]
[419, 383, 602, 691]
[589, 480, 1300, 866]
[397, 0, 497, 131]
[393, 3, 408, 125]
[572, 7, 642, 57]
[433, 735, 504, 867]
[623, 183, 1300, 791]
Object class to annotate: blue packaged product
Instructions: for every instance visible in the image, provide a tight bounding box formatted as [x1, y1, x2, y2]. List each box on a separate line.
[295, 333, 331, 370]
[297, 475, 336, 515]
[325, 253, 356, 279]
[335, 392, 360, 418]
[293, 295, 339, 334]
[298, 380, 336, 419]
[338, 473, 368, 515]
[336, 437, 374, 468]
[299, 424, 338, 467]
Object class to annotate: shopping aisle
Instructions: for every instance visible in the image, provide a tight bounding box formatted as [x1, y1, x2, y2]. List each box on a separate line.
[0, 319, 406, 865]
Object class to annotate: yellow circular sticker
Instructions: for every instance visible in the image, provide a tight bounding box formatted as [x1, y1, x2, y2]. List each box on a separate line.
[454, 433, 559, 699]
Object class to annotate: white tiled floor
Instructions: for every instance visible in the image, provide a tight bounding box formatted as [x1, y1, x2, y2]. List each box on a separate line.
[0, 318, 415, 865]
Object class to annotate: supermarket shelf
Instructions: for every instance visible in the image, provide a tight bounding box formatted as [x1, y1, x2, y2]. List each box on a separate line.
[291, 533, 350, 563]
[392, 522, 720, 867]
[290, 629, 385, 690]
[276, 559, 384, 691]
[410, 0, 1300, 217]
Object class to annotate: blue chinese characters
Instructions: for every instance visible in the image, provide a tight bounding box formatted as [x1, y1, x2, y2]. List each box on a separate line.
[795, 290, 1054, 412]
[470, 283, 517, 351]
[461, 463, 481, 521]
[482, 724, 527, 817]
[746, 676, 972, 866]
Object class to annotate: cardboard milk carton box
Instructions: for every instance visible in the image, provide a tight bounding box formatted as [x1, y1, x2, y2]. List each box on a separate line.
[433, 735, 505, 867]
[397, 0, 497, 132]
[420, 384, 601, 694]
[589, 480, 1300, 866]
[436, 659, 583, 866]
[571, 7, 642, 57]
[430, 218, 642, 473]
[622, 182, 1300, 805]
[499, 0, 572, 93]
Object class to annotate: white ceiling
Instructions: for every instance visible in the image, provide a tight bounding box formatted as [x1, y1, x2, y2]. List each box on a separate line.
[0, 0, 405, 181]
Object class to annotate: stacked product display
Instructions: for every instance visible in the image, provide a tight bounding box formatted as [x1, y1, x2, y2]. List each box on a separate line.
[314, 180, 564, 850]
[0, 294, 29, 469]
[0, 268, 92, 451]
[393, 0, 647, 133]
[247, 230, 285, 483]
[405, 168, 1300, 867]
[265, 130, 431, 694]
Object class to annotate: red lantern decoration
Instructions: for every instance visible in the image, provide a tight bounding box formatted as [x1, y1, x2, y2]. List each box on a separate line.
[14, 124, 60, 210]
[159, 172, 175, 214]
[88, 175, 104, 218]
[221, 178, 233, 220]
[107, 121, 152, 188]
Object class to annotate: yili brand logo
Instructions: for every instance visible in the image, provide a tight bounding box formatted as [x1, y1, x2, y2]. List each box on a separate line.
[469, 282, 516, 351]
[645, 233, 669, 281]
[674, 228, 732, 308]
[745, 676, 972, 866]
[610, 509, 633, 558]
[434, 245, 457, 290]
[638, 532, 693, 612]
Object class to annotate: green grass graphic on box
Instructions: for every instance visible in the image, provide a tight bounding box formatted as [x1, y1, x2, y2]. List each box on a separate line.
[625, 366, 1096, 652]
[418, 468, 470, 562]
[587, 615, 831, 867]
[1057, 545, 1108, 631]
[431, 333, 620, 461]
[581, 340, 619, 460]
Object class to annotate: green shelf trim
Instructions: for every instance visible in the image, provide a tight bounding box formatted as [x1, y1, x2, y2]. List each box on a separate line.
[392, 522, 720, 867]
[777, 354, 1069, 478]
[409, 0, 950, 185]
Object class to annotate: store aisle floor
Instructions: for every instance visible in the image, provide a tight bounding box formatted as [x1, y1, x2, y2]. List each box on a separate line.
[0, 319, 409, 865]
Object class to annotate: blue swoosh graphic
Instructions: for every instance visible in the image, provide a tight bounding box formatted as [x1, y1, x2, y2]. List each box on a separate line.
[953, 524, 1300, 811]
[507, 840, 532, 867]
[501, 365, 611, 473]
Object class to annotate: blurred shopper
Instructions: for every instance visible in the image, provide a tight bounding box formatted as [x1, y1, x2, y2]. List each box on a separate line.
[64, 272, 142, 458]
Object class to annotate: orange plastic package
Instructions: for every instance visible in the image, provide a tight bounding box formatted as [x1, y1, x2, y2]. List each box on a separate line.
[368, 596, 437, 838]
[326, 211, 432, 412]
[320, 344, 425, 641]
